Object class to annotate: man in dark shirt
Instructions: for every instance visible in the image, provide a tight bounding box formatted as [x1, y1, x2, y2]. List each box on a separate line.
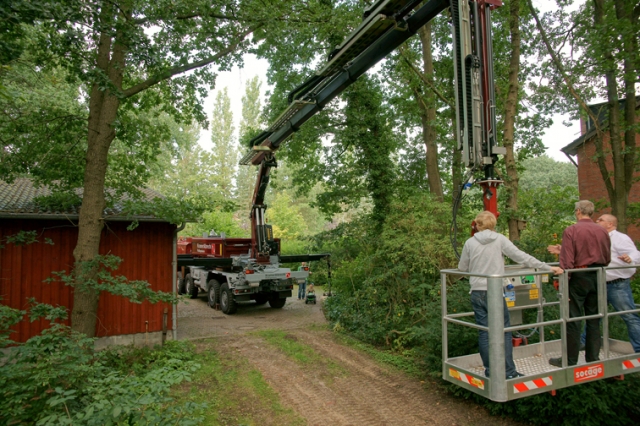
[549, 200, 611, 367]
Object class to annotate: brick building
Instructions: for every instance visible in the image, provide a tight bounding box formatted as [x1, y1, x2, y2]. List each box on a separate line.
[561, 98, 640, 242]
[0, 178, 177, 347]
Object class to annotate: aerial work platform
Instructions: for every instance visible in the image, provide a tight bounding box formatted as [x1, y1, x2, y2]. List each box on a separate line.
[440, 265, 640, 402]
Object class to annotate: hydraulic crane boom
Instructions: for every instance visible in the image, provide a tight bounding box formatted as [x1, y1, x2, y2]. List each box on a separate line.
[240, 0, 506, 250]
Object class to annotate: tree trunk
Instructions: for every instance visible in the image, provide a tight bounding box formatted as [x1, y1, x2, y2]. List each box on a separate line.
[418, 23, 443, 201]
[616, 0, 638, 233]
[503, 0, 522, 241]
[71, 8, 126, 336]
[595, 0, 625, 228]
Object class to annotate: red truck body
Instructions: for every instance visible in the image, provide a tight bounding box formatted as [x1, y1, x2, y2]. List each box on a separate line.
[178, 236, 280, 259]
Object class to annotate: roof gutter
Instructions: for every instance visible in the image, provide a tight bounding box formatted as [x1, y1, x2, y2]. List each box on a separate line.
[0, 213, 169, 222]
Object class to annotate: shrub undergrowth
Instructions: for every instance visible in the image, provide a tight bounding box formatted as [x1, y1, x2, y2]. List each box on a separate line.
[0, 324, 203, 425]
[314, 192, 640, 425]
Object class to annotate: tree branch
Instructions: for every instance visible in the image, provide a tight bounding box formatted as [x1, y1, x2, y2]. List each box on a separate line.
[526, 0, 614, 198]
[399, 49, 453, 109]
[122, 28, 256, 98]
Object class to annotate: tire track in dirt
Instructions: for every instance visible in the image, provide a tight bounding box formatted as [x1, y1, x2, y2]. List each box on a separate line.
[183, 294, 523, 426]
[215, 330, 522, 426]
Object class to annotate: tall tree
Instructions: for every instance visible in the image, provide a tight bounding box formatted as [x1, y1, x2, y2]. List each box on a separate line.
[236, 76, 263, 230]
[339, 77, 397, 227]
[416, 22, 444, 201]
[4, 0, 320, 337]
[528, 0, 639, 233]
[503, 0, 523, 241]
[210, 87, 237, 199]
[592, 0, 638, 232]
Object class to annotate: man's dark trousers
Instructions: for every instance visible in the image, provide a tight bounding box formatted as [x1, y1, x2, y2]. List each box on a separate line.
[567, 270, 601, 365]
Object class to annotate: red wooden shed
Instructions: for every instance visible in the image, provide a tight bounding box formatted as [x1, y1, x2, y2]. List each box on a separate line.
[0, 178, 176, 346]
[561, 98, 640, 242]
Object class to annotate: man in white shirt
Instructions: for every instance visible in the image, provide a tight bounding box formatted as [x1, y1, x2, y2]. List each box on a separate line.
[549, 214, 640, 353]
[594, 214, 640, 353]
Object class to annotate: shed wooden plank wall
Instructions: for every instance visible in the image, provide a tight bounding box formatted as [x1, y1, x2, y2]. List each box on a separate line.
[0, 219, 174, 342]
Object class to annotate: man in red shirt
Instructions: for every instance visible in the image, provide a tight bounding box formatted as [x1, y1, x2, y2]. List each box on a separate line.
[549, 200, 611, 367]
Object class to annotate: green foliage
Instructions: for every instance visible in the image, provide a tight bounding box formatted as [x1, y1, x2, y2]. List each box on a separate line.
[449, 374, 640, 426]
[34, 192, 83, 212]
[0, 57, 87, 190]
[45, 255, 180, 305]
[0, 229, 55, 249]
[321, 184, 640, 425]
[2, 229, 38, 246]
[209, 88, 238, 198]
[268, 191, 308, 239]
[322, 192, 457, 348]
[515, 184, 579, 260]
[518, 155, 578, 192]
[0, 327, 203, 425]
[121, 195, 210, 226]
[0, 302, 25, 347]
[186, 208, 248, 238]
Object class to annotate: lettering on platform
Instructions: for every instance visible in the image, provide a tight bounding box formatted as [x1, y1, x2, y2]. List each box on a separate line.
[573, 364, 604, 382]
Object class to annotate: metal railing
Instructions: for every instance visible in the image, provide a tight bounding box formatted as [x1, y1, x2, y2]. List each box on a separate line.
[440, 264, 640, 402]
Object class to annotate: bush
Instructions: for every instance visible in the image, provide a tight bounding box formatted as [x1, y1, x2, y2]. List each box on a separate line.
[318, 192, 640, 425]
[322, 193, 462, 352]
[0, 324, 203, 425]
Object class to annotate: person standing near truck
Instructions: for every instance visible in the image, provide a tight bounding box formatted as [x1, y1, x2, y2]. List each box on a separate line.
[297, 262, 311, 300]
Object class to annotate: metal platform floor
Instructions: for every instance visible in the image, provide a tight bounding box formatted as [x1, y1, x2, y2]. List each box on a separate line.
[444, 338, 640, 401]
[452, 339, 632, 377]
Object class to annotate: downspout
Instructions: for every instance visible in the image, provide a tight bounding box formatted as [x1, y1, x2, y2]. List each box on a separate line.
[172, 222, 186, 340]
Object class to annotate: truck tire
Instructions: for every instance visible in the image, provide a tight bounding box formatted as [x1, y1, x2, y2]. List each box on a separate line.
[268, 294, 286, 309]
[254, 294, 268, 305]
[185, 274, 198, 299]
[207, 279, 220, 308]
[220, 283, 237, 314]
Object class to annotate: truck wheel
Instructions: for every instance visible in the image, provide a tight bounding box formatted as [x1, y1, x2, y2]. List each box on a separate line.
[254, 294, 268, 305]
[268, 294, 286, 309]
[220, 283, 237, 314]
[207, 279, 220, 308]
[185, 274, 198, 299]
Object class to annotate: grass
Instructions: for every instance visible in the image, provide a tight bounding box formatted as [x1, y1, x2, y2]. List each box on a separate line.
[331, 331, 427, 379]
[172, 339, 304, 426]
[253, 329, 346, 378]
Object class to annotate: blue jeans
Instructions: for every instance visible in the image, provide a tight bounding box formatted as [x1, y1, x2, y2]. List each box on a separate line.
[471, 291, 518, 377]
[580, 278, 640, 353]
[298, 281, 307, 299]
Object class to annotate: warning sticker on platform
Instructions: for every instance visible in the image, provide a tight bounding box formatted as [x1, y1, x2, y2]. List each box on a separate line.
[448, 368, 485, 390]
[529, 289, 539, 299]
[505, 291, 515, 308]
[573, 364, 604, 382]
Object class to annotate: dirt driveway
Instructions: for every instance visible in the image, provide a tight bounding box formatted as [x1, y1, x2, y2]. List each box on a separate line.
[177, 292, 522, 426]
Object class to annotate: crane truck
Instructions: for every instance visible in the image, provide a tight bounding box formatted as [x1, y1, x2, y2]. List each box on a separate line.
[176, 159, 329, 314]
[178, 0, 503, 314]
